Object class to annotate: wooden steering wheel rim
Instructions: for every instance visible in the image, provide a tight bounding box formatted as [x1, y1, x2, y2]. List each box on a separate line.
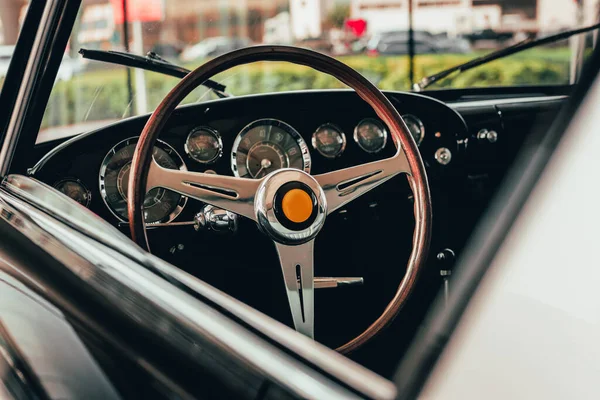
[128, 45, 432, 354]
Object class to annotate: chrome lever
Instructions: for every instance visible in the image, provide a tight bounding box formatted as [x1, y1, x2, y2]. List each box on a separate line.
[309, 277, 364, 289]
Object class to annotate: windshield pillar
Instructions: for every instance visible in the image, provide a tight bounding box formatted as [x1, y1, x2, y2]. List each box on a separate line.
[0, 0, 81, 176]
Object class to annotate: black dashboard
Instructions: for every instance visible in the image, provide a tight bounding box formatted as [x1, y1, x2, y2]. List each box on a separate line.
[28, 89, 566, 375]
[31, 90, 467, 227]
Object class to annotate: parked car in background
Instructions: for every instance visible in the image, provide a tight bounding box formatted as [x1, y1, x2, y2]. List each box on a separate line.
[367, 31, 437, 56]
[0, 45, 83, 81]
[180, 36, 254, 62]
[463, 28, 515, 49]
[366, 30, 471, 56]
[433, 32, 472, 54]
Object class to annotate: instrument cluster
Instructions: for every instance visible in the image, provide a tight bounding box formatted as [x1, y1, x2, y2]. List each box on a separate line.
[51, 114, 427, 224]
[184, 114, 425, 172]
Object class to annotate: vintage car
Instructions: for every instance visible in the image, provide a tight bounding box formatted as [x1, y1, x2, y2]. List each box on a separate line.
[0, 0, 598, 399]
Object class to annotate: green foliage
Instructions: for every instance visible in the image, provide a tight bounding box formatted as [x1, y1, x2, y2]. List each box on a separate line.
[326, 4, 350, 29]
[41, 51, 571, 130]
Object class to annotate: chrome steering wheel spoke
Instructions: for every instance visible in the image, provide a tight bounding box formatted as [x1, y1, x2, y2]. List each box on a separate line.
[314, 150, 410, 214]
[274, 240, 315, 339]
[146, 157, 260, 221]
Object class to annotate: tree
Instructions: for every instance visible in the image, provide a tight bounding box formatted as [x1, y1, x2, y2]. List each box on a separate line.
[326, 4, 350, 30]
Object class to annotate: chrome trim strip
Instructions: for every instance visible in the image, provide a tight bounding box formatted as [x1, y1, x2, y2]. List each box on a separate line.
[449, 95, 568, 109]
[0, 175, 397, 400]
[0, 189, 365, 400]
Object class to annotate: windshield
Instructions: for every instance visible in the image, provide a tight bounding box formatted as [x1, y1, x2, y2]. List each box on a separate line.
[0, 0, 596, 140]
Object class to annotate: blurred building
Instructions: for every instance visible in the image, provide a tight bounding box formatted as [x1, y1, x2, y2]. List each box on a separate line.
[350, 0, 599, 35]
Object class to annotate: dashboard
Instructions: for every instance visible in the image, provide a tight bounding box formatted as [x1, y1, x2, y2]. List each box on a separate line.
[31, 91, 466, 228]
[28, 88, 566, 373]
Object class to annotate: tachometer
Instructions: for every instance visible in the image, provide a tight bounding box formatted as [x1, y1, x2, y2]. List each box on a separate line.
[231, 119, 311, 179]
[99, 137, 187, 224]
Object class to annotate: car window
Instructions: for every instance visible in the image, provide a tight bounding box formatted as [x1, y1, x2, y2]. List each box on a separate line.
[0, 0, 592, 139]
[0, 2, 27, 93]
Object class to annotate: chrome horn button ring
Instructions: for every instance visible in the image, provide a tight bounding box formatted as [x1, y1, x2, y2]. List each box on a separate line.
[255, 168, 327, 245]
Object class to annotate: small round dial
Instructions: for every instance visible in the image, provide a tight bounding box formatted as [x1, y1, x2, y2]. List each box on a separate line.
[54, 179, 91, 207]
[312, 123, 346, 158]
[402, 114, 425, 145]
[231, 119, 311, 179]
[185, 127, 223, 164]
[99, 137, 187, 224]
[354, 118, 388, 153]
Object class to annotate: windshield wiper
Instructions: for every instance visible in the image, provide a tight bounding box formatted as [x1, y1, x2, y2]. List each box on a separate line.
[413, 22, 600, 92]
[78, 48, 231, 98]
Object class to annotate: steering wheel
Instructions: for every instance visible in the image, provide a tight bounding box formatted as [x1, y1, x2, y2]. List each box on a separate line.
[128, 46, 432, 354]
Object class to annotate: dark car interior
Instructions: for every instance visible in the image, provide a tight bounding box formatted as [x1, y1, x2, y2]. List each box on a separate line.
[1, 0, 597, 397]
[26, 85, 567, 377]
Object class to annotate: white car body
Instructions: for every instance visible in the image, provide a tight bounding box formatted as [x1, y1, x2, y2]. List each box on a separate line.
[421, 70, 600, 399]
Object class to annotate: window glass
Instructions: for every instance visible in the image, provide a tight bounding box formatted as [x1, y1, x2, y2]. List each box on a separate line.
[17, 0, 597, 141]
[0, 1, 28, 92]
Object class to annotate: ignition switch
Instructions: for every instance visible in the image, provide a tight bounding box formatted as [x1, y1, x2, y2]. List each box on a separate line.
[194, 204, 238, 233]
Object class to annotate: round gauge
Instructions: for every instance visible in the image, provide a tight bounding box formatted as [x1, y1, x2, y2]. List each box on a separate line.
[354, 118, 388, 154]
[231, 119, 311, 179]
[311, 123, 346, 158]
[185, 126, 223, 164]
[54, 178, 91, 207]
[402, 114, 425, 145]
[99, 137, 187, 224]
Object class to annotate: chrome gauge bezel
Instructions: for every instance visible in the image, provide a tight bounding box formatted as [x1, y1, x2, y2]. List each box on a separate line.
[53, 177, 92, 207]
[99, 137, 188, 224]
[402, 114, 425, 146]
[311, 123, 347, 158]
[231, 118, 312, 178]
[184, 126, 223, 164]
[353, 118, 388, 154]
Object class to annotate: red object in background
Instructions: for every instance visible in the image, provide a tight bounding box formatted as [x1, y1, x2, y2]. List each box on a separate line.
[345, 19, 367, 37]
[110, 0, 164, 23]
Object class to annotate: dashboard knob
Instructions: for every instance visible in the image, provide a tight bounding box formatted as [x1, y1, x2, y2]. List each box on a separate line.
[437, 248, 456, 271]
[434, 147, 452, 165]
[477, 128, 498, 143]
[194, 205, 238, 233]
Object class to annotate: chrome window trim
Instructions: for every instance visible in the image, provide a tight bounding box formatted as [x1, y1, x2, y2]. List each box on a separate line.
[0, 175, 397, 400]
[449, 95, 567, 109]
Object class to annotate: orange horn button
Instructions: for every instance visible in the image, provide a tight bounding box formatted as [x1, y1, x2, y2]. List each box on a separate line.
[281, 189, 313, 223]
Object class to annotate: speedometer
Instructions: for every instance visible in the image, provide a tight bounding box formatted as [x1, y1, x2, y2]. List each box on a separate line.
[99, 137, 187, 224]
[231, 119, 311, 179]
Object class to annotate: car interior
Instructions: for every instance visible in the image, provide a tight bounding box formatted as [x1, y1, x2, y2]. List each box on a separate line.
[0, 0, 589, 394]
[25, 82, 567, 378]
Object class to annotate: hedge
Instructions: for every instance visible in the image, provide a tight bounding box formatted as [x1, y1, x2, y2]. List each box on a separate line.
[41, 50, 571, 130]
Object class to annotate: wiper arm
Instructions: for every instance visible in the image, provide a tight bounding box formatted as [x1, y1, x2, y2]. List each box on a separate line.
[414, 22, 600, 91]
[78, 48, 230, 98]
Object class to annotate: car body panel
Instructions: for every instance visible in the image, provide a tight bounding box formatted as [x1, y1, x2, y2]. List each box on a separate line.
[0, 271, 121, 399]
[0, 175, 397, 399]
[419, 61, 600, 400]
